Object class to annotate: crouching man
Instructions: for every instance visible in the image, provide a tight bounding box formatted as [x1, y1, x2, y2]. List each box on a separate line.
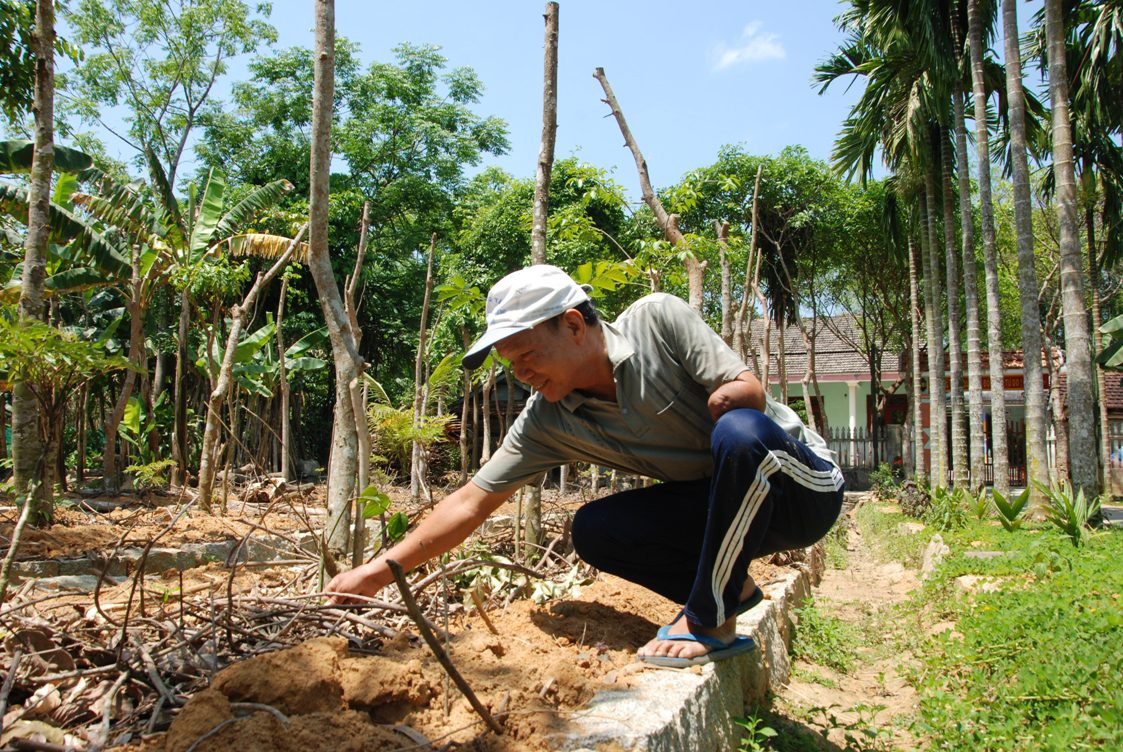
[327, 265, 844, 668]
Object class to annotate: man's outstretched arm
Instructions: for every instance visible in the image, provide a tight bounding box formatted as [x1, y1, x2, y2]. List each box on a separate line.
[325, 481, 517, 604]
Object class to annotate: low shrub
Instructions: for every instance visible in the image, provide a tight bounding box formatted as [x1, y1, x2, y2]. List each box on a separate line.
[898, 480, 930, 519]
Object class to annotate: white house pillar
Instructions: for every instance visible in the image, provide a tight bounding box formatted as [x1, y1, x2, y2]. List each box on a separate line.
[847, 380, 859, 465]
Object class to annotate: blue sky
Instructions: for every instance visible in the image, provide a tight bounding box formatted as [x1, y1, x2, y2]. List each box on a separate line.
[254, 0, 866, 199]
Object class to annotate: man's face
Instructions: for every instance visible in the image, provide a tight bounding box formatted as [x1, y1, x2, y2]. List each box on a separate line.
[495, 317, 578, 402]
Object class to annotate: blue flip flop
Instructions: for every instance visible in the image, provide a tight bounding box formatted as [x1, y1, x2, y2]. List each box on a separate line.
[637, 626, 757, 668]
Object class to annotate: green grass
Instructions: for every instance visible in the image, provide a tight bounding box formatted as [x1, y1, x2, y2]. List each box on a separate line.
[861, 501, 1123, 750]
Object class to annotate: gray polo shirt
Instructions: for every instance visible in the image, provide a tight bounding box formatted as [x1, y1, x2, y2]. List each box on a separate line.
[471, 293, 835, 493]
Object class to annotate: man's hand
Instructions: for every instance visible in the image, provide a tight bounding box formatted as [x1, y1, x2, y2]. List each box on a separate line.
[322, 482, 514, 606]
[324, 560, 390, 605]
[708, 371, 765, 421]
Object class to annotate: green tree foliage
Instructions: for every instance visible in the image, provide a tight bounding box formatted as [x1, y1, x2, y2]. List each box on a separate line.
[666, 145, 842, 327]
[0, 315, 129, 522]
[63, 0, 276, 186]
[198, 40, 509, 410]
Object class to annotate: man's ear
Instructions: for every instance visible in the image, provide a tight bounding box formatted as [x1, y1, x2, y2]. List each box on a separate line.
[562, 308, 586, 341]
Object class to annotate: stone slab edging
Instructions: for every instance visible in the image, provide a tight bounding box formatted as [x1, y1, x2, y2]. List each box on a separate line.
[555, 542, 825, 752]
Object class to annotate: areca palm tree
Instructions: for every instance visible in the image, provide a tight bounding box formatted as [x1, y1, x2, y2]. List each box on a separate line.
[1000, 0, 1049, 497]
[1044, 0, 1101, 497]
[816, 1, 958, 487]
[965, 0, 1012, 495]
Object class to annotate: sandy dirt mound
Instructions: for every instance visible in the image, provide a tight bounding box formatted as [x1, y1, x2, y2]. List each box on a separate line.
[136, 562, 788, 752]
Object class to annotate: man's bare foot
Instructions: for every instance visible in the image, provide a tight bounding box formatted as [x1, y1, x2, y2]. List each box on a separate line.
[636, 577, 758, 661]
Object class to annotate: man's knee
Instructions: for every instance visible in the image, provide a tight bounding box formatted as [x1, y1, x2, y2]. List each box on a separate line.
[570, 504, 604, 564]
[711, 407, 775, 455]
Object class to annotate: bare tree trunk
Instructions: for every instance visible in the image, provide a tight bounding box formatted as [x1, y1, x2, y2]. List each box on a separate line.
[734, 165, 765, 368]
[777, 327, 788, 403]
[1045, 0, 1099, 497]
[940, 134, 968, 489]
[480, 362, 495, 465]
[1002, 0, 1048, 500]
[531, 1, 558, 265]
[345, 205, 370, 564]
[521, 4, 559, 552]
[0, 390, 7, 480]
[594, 67, 706, 309]
[12, 0, 55, 521]
[103, 248, 144, 495]
[909, 233, 927, 483]
[411, 234, 436, 502]
[197, 235, 300, 509]
[1084, 170, 1108, 489]
[276, 274, 293, 481]
[172, 288, 191, 485]
[717, 221, 732, 346]
[459, 326, 471, 485]
[308, 0, 366, 563]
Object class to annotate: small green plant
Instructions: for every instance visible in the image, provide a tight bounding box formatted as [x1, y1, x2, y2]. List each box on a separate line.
[970, 488, 990, 520]
[357, 484, 409, 545]
[736, 713, 779, 752]
[923, 486, 968, 532]
[809, 704, 893, 751]
[825, 523, 850, 569]
[1035, 481, 1101, 548]
[791, 598, 859, 673]
[125, 458, 178, 491]
[991, 487, 1030, 532]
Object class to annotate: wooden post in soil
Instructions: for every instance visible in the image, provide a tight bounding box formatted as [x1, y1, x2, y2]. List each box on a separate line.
[410, 234, 437, 504]
[345, 203, 371, 567]
[593, 66, 707, 312]
[521, 1, 560, 555]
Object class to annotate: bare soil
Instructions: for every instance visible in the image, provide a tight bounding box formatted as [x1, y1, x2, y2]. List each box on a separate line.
[1, 485, 793, 752]
[768, 500, 922, 748]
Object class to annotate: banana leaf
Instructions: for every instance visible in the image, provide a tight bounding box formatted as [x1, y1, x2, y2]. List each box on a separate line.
[188, 169, 226, 260]
[212, 179, 293, 241]
[0, 139, 94, 174]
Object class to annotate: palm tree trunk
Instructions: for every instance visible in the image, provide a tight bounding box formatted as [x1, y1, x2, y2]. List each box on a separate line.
[968, 0, 1009, 494]
[1045, 0, 1100, 497]
[1083, 167, 1109, 488]
[921, 179, 947, 488]
[952, 88, 986, 492]
[909, 232, 927, 483]
[940, 132, 968, 489]
[276, 275, 293, 481]
[1000, 0, 1048, 498]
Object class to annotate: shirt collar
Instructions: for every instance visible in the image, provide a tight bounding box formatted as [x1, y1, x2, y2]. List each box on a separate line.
[559, 320, 634, 412]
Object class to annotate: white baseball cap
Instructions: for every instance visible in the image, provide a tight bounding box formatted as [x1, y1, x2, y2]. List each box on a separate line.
[462, 265, 590, 370]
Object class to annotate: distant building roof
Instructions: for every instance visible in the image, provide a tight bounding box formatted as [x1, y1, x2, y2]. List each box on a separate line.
[747, 315, 901, 383]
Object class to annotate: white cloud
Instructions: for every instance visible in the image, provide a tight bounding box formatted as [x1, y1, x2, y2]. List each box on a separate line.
[712, 21, 786, 71]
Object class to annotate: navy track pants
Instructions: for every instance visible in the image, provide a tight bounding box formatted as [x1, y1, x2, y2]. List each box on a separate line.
[571, 408, 845, 628]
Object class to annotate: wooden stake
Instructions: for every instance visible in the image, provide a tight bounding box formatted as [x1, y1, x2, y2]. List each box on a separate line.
[387, 560, 502, 734]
